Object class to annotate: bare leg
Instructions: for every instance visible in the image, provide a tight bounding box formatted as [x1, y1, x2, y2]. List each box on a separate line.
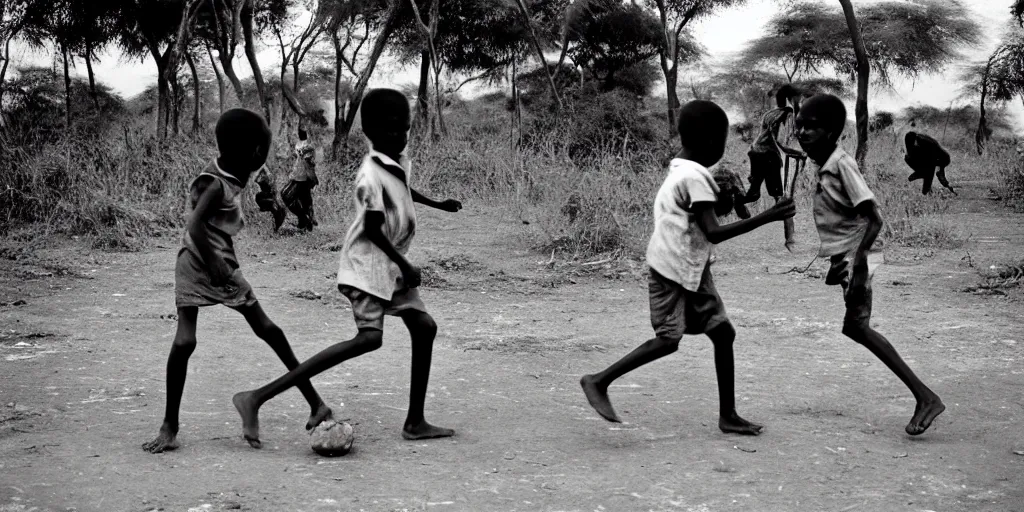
[581, 335, 680, 423]
[399, 311, 454, 440]
[143, 307, 198, 453]
[232, 328, 383, 447]
[936, 166, 957, 195]
[843, 320, 945, 435]
[707, 322, 763, 435]
[233, 303, 332, 438]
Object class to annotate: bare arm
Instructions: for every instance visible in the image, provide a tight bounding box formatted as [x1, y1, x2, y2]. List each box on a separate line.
[853, 200, 883, 261]
[411, 187, 462, 212]
[187, 178, 233, 284]
[693, 198, 796, 245]
[363, 210, 420, 287]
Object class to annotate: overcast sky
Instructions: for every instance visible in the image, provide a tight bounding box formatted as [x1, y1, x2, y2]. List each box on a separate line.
[7, 0, 1020, 125]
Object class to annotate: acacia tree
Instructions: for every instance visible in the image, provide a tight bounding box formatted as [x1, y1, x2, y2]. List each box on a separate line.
[0, 0, 36, 109]
[197, 0, 248, 104]
[962, 25, 1024, 154]
[740, 0, 980, 167]
[118, 0, 205, 138]
[645, 0, 742, 135]
[271, 0, 329, 122]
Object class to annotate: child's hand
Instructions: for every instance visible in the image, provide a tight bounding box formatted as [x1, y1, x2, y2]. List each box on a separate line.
[438, 199, 462, 213]
[767, 197, 797, 221]
[402, 264, 422, 289]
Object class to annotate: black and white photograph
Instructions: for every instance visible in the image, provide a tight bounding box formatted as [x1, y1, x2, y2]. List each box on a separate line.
[0, 0, 1021, 510]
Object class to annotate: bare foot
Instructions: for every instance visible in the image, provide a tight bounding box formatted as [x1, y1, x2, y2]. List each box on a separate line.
[402, 420, 455, 440]
[906, 396, 945, 436]
[306, 402, 333, 431]
[719, 413, 764, 436]
[142, 422, 180, 453]
[231, 391, 262, 448]
[580, 374, 621, 423]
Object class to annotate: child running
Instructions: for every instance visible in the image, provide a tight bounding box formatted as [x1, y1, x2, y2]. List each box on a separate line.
[143, 109, 331, 453]
[280, 127, 320, 231]
[231, 88, 463, 444]
[794, 94, 945, 435]
[580, 100, 796, 435]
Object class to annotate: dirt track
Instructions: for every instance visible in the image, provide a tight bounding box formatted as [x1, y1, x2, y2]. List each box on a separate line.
[1, 177, 1022, 512]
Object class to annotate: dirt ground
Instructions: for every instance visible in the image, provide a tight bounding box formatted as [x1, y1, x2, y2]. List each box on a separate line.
[1, 175, 1022, 512]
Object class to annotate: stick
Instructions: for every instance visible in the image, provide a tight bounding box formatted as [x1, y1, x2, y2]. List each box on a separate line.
[783, 155, 802, 251]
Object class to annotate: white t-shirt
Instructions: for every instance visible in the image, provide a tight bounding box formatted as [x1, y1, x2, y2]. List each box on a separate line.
[337, 149, 417, 300]
[645, 158, 719, 291]
[811, 147, 877, 257]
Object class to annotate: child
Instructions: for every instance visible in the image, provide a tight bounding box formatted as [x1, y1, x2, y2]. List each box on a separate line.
[143, 109, 331, 453]
[254, 165, 286, 231]
[904, 131, 956, 196]
[231, 89, 463, 444]
[794, 94, 945, 435]
[580, 100, 796, 435]
[742, 84, 806, 205]
[281, 128, 320, 231]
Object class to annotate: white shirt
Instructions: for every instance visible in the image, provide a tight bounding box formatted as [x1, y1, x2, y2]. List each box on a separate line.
[336, 149, 417, 300]
[645, 158, 719, 291]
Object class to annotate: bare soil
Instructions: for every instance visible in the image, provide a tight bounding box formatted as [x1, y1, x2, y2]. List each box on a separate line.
[1, 177, 1022, 512]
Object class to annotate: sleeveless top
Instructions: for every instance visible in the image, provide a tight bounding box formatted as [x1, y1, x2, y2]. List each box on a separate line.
[181, 161, 245, 270]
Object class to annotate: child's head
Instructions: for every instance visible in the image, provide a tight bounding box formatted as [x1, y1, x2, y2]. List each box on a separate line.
[774, 84, 799, 112]
[215, 108, 272, 180]
[795, 94, 846, 156]
[677, 100, 728, 168]
[361, 88, 411, 157]
[711, 164, 751, 219]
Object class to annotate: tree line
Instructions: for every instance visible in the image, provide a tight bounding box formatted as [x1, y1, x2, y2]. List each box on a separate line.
[1, 0, 1018, 165]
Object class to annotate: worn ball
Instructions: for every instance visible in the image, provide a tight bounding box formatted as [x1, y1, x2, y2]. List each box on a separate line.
[309, 419, 354, 456]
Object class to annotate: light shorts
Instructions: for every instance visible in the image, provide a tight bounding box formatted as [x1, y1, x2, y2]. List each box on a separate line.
[338, 277, 427, 331]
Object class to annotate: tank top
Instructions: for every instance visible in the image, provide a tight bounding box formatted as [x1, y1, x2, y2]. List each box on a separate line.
[181, 161, 245, 270]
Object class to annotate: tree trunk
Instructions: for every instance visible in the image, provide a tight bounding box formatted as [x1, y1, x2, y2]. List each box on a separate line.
[664, 65, 679, 136]
[156, 61, 171, 139]
[513, 0, 561, 110]
[241, 0, 270, 120]
[334, 0, 402, 152]
[838, 0, 869, 168]
[416, 50, 430, 131]
[976, 55, 994, 155]
[61, 43, 72, 129]
[84, 46, 99, 109]
[207, 44, 226, 113]
[218, 52, 245, 104]
[0, 32, 15, 109]
[170, 74, 182, 136]
[186, 50, 201, 133]
[332, 31, 345, 158]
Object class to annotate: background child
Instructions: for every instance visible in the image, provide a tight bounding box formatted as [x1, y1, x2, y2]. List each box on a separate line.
[794, 94, 945, 436]
[580, 100, 796, 436]
[254, 165, 286, 231]
[143, 109, 330, 453]
[281, 127, 320, 231]
[231, 89, 463, 445]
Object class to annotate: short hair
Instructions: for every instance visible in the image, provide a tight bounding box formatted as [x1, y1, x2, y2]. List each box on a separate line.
[215, 108, 270, 158]
[800, 94, 847, 141]
[361, 88, 410, 133]
[298, 127, 308, 141]
[775, 84, 799, 109]
[676, 100, 728, 153]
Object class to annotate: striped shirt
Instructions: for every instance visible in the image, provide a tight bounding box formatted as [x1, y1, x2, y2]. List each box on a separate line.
[749, 108, 789, 155]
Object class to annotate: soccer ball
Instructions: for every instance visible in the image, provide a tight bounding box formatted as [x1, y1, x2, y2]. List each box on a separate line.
[309, 419, 354, 456]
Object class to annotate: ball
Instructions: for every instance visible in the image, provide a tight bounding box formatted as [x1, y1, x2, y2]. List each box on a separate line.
[309, 419, 354, 456]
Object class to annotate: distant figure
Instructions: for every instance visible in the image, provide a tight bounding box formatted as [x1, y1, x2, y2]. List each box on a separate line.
[580, 99, 795, 435]
[142, 109, 331, 453]
[904, 131, 956, 195]
[742, 84, 806, 204]
[231, 89, 465, 445]
[281, 128, 320, 231]
[795, 94, 945, 436]
[254, 165, 286, 231]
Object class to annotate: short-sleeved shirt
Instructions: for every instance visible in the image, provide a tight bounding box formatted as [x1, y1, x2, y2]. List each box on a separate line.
[749, 108, 789, 155]
[812, 147, 876, 256]
[289, 141, 318, 183]
[336, 149, 417, 301]
[646, 158, 719, 292]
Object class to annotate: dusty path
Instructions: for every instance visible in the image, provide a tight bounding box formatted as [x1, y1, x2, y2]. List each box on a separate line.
[1, 177, 1022, 511]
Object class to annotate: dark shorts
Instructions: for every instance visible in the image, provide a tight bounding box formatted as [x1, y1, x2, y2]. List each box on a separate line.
[747, 150, 784, 198]
[649, 266, 728, 340]
[338, 278, 427, 331]
[174, 249, 258, 309]
[281, 180, 314, 213]
[825, 252, 882, 325]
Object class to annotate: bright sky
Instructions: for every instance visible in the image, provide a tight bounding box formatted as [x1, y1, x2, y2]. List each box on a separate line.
[7, 0, 1020, 125]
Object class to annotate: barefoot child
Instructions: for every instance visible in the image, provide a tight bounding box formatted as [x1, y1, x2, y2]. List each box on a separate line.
[580, 100, 796, 435]
[143, 109, 331, 453]
[794, 94, 945, 435]
[232, 89, 463, 444]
